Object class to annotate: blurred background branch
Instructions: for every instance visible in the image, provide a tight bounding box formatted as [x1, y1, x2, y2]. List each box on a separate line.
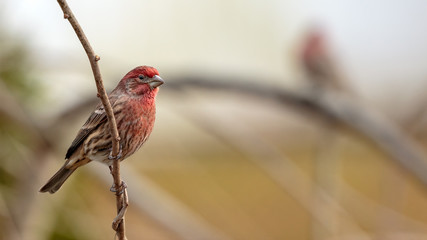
[166, 77, 427, 188]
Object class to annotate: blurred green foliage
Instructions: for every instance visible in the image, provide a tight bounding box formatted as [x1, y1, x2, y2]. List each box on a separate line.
[0, 24, 37, 176]
[49, 214, 90, 240]
[0, 28, 39, 102]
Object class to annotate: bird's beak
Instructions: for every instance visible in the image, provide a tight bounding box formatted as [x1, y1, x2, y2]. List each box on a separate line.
[148, 75, 164, 89]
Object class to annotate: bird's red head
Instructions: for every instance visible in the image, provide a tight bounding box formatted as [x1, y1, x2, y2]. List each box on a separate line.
[119, 66, 164, 97]
[123, 66, 160, 79]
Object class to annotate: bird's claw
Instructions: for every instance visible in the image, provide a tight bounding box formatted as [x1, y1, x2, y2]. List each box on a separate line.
[110, 181, 127, 196]
[108, 145, 123, 160]
[112, 187, 129, 232]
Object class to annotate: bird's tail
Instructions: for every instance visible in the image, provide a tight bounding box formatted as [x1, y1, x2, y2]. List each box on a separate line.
[39, 165, 76, 194]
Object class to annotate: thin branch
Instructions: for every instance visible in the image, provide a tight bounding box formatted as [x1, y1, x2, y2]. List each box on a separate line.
[55, 0, 125, 239]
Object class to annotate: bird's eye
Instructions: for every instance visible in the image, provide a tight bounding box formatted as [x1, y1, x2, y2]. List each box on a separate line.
[138, 75, 145, 80]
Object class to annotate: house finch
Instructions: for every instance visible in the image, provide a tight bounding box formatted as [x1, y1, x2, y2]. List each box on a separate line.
[40, 66, 164, 194]
[300, 28, 345, 91]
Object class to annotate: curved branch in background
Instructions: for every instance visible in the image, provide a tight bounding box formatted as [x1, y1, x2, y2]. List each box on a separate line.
[165, 75, 427, 189]
[55, 0, 125, 238]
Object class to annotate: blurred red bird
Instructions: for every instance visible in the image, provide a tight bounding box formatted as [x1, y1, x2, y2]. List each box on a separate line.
[40, 66, 164, 194]
[300, 28, 346, 91]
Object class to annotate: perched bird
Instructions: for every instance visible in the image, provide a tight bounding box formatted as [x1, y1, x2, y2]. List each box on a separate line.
[300, 28, 346, 91]
[40, 66, 164, 194]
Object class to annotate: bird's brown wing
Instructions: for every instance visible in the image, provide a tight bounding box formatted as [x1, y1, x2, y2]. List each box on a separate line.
[65, 104, 108, 159]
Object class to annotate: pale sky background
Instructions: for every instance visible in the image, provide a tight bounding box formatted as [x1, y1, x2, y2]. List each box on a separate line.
[2, 0, 427, 119]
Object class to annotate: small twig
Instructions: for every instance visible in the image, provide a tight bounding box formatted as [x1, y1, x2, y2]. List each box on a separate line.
[55, 0, 126, 239]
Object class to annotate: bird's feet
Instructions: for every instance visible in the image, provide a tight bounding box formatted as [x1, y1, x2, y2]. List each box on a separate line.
[110, 181, 127, 196]
[108, 144, 123, 160]
[112, 186, 129, 232]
